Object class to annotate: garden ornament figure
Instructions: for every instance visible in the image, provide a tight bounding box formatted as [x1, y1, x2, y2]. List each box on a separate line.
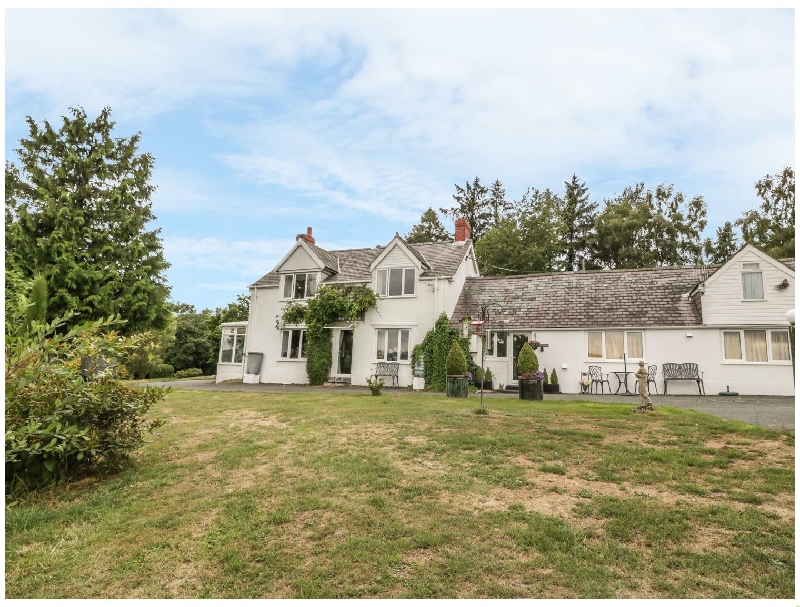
[634, 360, 654, 413]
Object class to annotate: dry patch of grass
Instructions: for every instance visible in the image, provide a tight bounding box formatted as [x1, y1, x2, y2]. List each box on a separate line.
[5, 390, 793, 599]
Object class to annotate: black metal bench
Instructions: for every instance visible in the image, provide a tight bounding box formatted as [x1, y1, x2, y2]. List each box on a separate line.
[373, 362, 399, 387]
[662, 363, 704, 395]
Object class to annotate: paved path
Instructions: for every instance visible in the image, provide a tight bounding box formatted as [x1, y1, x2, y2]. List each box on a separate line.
[139, 379, 795, 432]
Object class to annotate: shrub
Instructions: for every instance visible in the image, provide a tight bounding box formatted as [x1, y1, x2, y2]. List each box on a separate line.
[484, 367, 492, 381]
[306, 330, 333, 385]
[542, 368, 549, 385]
[517, 342, 539, 376]
[446, 341, 467, 375]
[175, 367, 203, 379]
[151, 363, 175, 378]
[411, 313, 475, 392]
[5, 314, 167, 494]
[366, 377, 384, 396]
[550, 368, 559, 384]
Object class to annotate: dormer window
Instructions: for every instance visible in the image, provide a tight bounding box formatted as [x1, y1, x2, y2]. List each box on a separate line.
[741, 262, 764, 300]
[376, 268, 415, 297]
[283, 273, 317, 300]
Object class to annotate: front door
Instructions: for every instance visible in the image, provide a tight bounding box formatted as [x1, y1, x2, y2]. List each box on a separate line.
[337, 330, 353, 375]
[510, 333, 530, 384]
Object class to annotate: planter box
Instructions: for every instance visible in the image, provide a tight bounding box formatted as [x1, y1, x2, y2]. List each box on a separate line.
[480, 380, 493, 391]
[543, 383, 560, 394]
[519, 378, 543, 401]
[446, 375, 469, 398]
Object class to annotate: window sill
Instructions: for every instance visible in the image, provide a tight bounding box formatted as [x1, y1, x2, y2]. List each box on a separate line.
[740, 299, 766, 302]
[277, 358, 307, 362]
[721, 360, 791, 365]
[377, 294, 417, 299]
[373, 360, 410, 365]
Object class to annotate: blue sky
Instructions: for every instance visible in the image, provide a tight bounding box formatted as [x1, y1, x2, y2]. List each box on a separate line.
[5, 8, 795, 311]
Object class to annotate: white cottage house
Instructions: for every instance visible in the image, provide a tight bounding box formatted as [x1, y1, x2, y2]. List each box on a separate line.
[452, 243, 794, 396]
[222, 221, 479, 387]
[219, 227, 794, 396]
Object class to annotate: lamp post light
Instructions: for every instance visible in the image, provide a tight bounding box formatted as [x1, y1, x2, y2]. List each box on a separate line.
[786, 309, 795, 380]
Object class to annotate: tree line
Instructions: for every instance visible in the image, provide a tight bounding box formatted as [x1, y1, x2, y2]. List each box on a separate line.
[407, 169, 795, 274]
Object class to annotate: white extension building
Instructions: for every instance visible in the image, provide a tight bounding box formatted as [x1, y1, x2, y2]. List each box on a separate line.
[218, 224, 794, 396]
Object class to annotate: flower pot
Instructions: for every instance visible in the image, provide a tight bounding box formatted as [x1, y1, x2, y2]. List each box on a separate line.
[481, 380, 493, 391]
[446, 375, 469, 398]
[544, 383, 559, 394]
[519, 378, 543, 401]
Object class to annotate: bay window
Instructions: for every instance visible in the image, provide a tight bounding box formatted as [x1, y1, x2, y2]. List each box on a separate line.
[587, 331, 644, 360]
[219, 326, 246, 363]
[376, 268, 416, 297]
[283, 273, 317, 300]
[376, 328, 410, 361]
[723, 329, 791, 363]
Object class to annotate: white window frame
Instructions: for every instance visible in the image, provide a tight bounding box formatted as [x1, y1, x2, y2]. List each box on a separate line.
[219, 326, 246, 363]
[740, 261, 765, 301]
[375, 328, 411, 362]
[280, 329, 307, 360]
[282, 273, 318, 300]
[586, 330, 644, 361]
[375, 268, 416, 297]
[721, 329, 791, 364]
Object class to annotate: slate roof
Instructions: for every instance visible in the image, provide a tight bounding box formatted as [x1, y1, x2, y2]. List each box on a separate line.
[451, 266, 721, 329]
[250, 240, 473, 288]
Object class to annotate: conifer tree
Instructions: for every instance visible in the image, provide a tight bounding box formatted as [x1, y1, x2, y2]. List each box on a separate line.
[440, 176, 492, 243]
[559, 174, 598, 271]
[405, 208, 452, 243]
[5, 107, 170, 334]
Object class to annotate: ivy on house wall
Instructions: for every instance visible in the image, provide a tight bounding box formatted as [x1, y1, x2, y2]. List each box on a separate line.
[279, 284, 377, 385]
[412, 312, 475, 392]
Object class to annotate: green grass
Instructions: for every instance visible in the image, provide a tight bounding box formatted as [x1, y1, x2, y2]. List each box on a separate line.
[5, 390, 794, 599]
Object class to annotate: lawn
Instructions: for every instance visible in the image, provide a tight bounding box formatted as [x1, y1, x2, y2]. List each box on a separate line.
[5, 389, 794, 599]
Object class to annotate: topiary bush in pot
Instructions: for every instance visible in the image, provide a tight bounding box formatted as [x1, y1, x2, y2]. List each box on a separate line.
[517, 342, 543, 401]
[445, 341, 469, 398]
[549, 368, 560, 393]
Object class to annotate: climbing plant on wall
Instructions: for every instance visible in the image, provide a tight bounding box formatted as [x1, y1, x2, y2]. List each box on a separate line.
[412, 312, 475, 392]
[279, 284, 377, 385]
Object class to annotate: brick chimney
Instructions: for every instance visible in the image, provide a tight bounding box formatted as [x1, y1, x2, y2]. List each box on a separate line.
[454, 219, 471, 243]
[296, 227, 315, 245]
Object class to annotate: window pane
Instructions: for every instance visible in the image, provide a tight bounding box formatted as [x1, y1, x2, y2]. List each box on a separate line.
[404, 268, 415, 295]
[389, 268, 403, 296]
[300, 330, 307, 359]
[723, 331, 742, 360]
[485, 332, 494, 356]
[281, 331, 289, 358]
[377, 270, 387, 296]
[294, 273, 307, 299]
[283, 275, 293, 299]
[606, 332, 624, 359]
[376, 329, 386, 360]
[306, 273, 317, 297]
[627, 332, 643, 359]
[742, 272, 764, 300]
[496, 332, 507, 357]
[234, 335, 245, 363]
[220, 330, 234, 363]
[400, 330, 409, 361]
[387, 329, 399, 361]
[290, 330, 301, 358]
[587, 332, 603, 358]
[744, 330, 768, 362]
[771, 331, 791, 361]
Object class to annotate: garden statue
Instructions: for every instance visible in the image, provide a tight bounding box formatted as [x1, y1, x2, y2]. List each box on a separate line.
[634, 360, 654, 413]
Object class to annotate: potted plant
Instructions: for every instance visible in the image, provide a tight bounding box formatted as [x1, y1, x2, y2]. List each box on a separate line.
[542, 367, 550, 393]
[517, 342, 543, 401]
[445, 342, 469, 398]
[483, 367, 493, 390]
[549, 368, 560, 394]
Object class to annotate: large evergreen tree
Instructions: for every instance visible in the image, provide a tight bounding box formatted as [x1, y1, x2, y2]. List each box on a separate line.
[736, 166, 795, 259]
[559, 174, 598, 271]
[487, 179, 513, 224]
[440, 176, 492, 243]
[405, 208, 452, 243]
[5, 107, 170, 334]
[703, 221, 740, 264]
[592, 183, 707, 269]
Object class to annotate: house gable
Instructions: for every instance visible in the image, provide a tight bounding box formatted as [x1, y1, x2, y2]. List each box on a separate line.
[370, 235, 428, 273]
[275, 241, 326, 274]
[699, 243, 795, 326]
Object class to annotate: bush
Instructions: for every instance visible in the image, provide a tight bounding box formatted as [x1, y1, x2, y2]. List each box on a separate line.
[517, 342, 539, 376]
[150, 363, 175, 378]
[5, 314, 167, 494]
[306, 330, 333, 386]
[542, 368, 549, 385]
[366, 377, 384, 396]
[446, 341, 467, 375]
[411, 313, 475, 392]
[550, 368, 559, 384]
[485, 367, 492, 381]
[174, 367, 204, 379]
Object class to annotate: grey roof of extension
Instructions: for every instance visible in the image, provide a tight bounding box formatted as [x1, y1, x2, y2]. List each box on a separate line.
[250, 239, 473, 288]
[450, 266, 722, 329]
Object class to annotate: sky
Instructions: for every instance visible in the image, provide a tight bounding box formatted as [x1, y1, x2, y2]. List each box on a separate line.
[5, 8, 795, 311]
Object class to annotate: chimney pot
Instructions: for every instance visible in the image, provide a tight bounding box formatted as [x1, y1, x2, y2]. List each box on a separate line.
[296, 226, 316, 245]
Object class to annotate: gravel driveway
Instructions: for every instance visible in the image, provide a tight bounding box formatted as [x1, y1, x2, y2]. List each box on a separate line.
[141, 379, 795, 432]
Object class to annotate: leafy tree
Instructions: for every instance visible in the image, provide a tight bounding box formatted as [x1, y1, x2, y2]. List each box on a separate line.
[5, 107, 171, 335]
[164, 305, 215, 374]
[592, 183, 707, 268]
[736, 166, 795, 258]
[411, 313, 474, 392]
[476, 188, 564, 275]
[703, 221, 740, 264]
[405, 208, 452, 243]
[206, 294, 250, 365]
[5, 268, 32, 334]
[559, 174, 598, 271]
[440, 176, 492, 243]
